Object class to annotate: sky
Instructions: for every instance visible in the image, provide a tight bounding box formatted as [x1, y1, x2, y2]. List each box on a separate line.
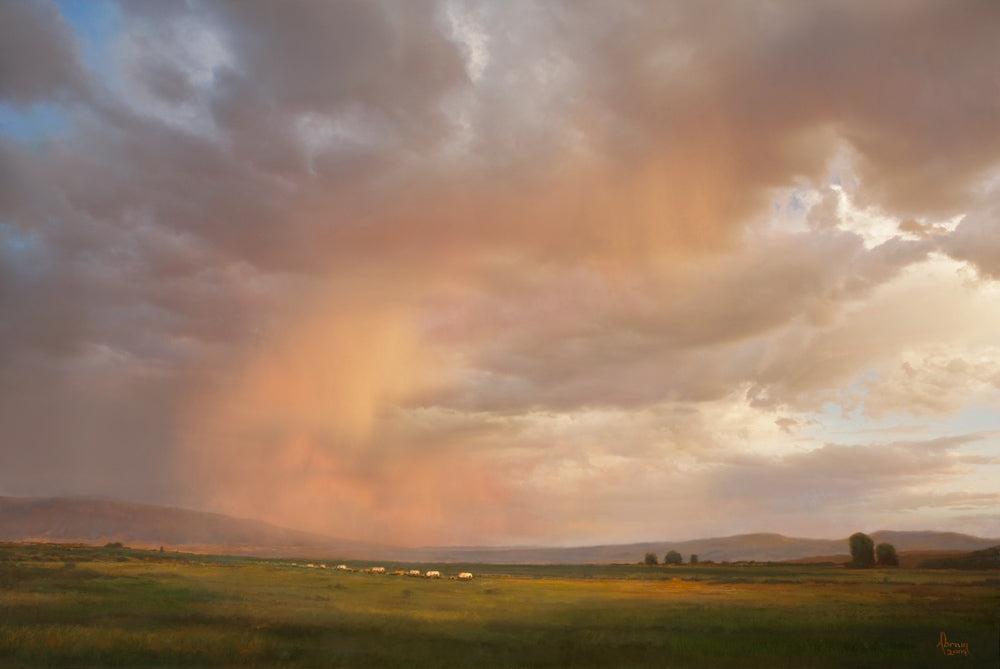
[1, 0, 999, 547]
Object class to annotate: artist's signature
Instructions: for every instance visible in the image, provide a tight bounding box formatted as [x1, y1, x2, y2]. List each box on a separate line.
[936, 632, 970, 657]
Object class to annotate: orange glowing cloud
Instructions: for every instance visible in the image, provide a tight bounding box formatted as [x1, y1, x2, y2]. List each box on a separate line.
[176, 277, 538, 544]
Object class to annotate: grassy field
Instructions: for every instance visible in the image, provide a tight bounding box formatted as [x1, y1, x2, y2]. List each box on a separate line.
[0, 543, 997, 668]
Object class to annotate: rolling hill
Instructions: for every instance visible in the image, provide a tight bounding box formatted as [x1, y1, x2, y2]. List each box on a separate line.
[1, 496, 997, 564]
[917, 545, 1000, 569]
[0, 496, 383, 559]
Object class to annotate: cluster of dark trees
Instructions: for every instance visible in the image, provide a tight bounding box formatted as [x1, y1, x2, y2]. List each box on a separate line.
[849, 532, 898, 567]
[644, 551, 696, 565]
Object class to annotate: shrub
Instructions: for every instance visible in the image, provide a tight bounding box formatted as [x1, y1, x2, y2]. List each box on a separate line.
[849, 533, 875, 568]
[875, 543, 898, 567]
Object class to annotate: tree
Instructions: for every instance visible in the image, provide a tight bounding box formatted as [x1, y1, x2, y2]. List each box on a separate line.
[664, 550, 683, 565]
[690, 554, 698, 565]
[644, 552, 659, 565]
[875, 542, 899, 567]
[849, 532, 875, 568]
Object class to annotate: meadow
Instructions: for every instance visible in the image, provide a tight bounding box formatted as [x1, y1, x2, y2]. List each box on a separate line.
[0, 543, 997, 668]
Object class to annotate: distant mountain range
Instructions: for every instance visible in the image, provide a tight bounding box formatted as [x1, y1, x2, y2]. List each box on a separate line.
[409, 531, 1000, 564]
[2, 496, 997, 564]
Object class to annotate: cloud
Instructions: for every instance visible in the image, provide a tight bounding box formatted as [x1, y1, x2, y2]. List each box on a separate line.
[1, 0, 999, 544]
[745, 253, 1000, 413]
[775, 418, 798, 434]
[860, 351, 1000, 419]
[940, 199, 1000, 281]
[0, 0, 87, 106]
[629, 432, 998, 539]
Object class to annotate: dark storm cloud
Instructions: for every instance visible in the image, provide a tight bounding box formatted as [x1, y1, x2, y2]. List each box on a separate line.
[530, 0, 1000, 224]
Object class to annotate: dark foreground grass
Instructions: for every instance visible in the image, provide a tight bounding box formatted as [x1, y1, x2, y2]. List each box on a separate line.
[0, 543, 997, 668]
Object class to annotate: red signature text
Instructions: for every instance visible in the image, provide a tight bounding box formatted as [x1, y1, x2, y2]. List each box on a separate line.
[936, 632, 970, 657]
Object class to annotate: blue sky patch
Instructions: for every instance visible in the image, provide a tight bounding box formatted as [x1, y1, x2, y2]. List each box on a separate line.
[54, 0, 120, 77]
[0, 103, 69, 143]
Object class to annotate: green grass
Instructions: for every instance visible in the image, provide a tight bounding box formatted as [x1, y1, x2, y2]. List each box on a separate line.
[0, 543, 997, 667]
